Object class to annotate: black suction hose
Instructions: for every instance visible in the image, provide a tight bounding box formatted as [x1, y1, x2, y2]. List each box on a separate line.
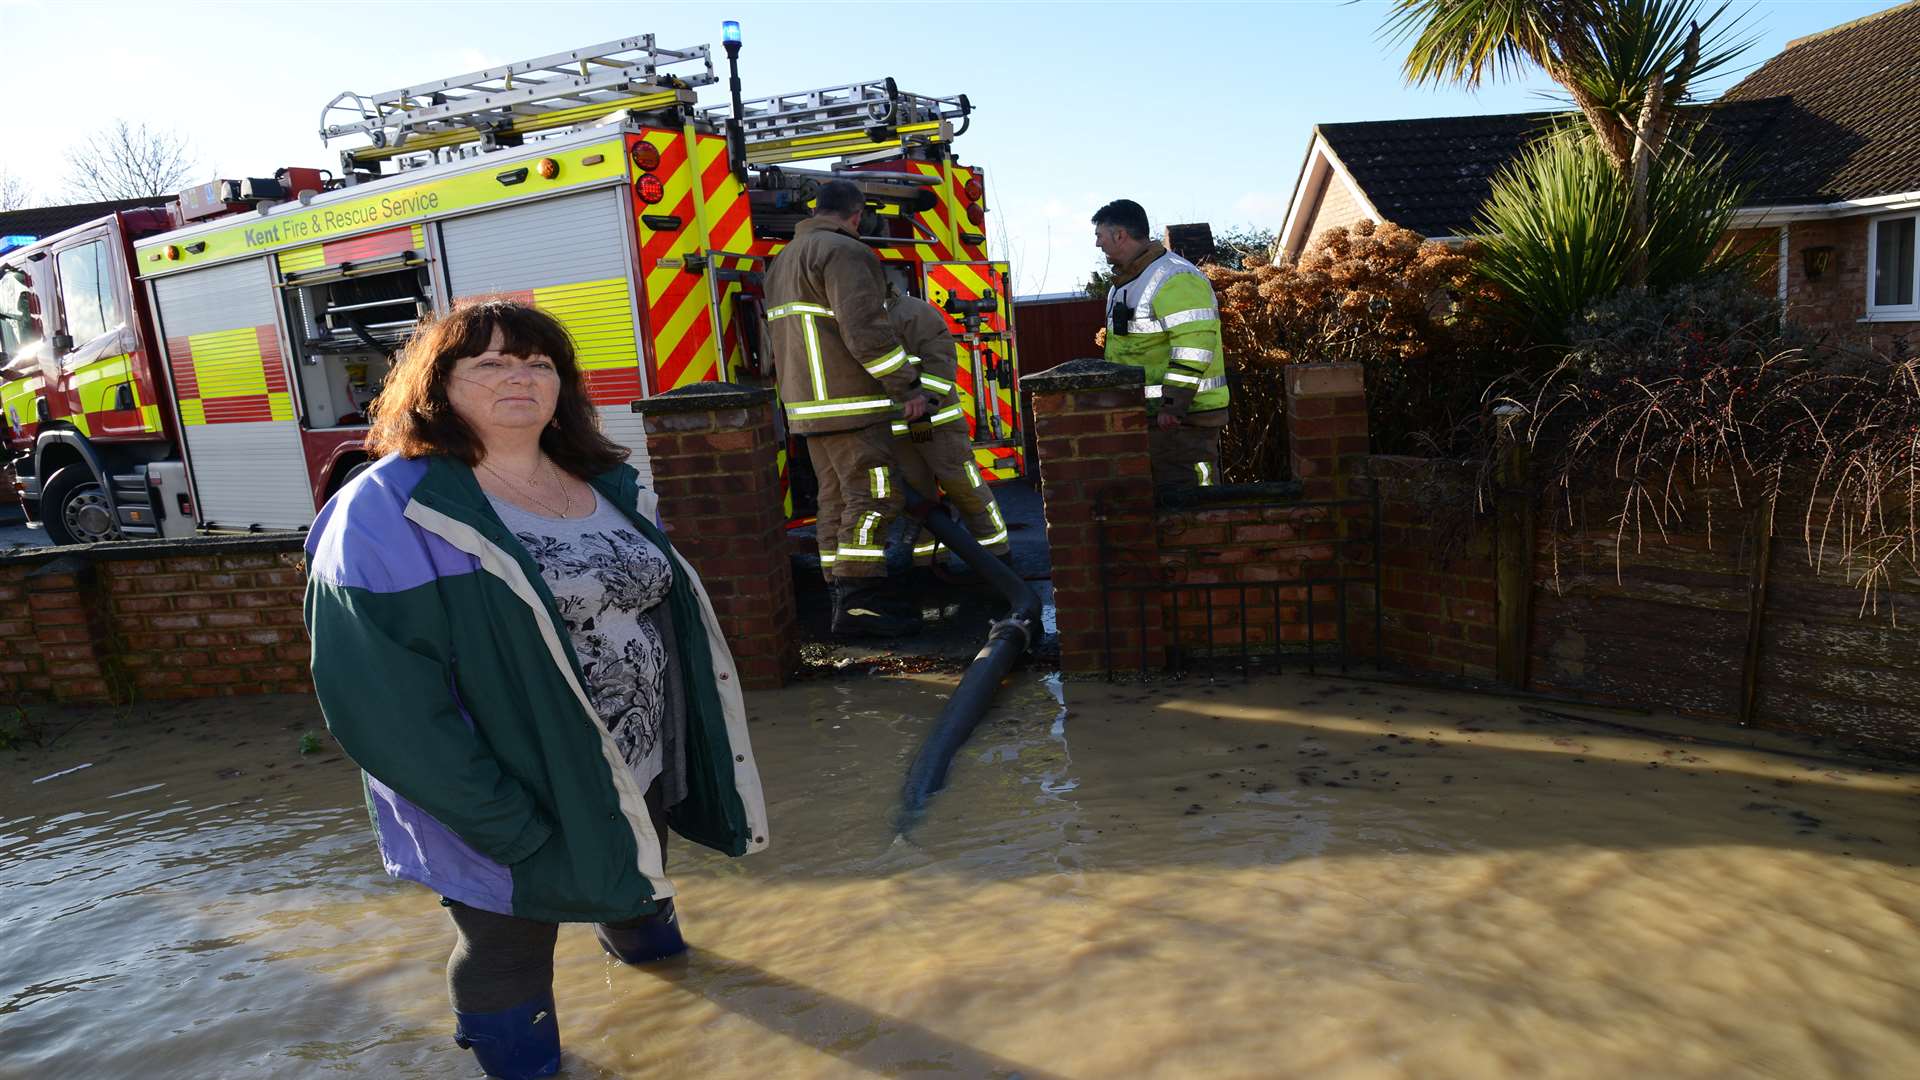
[895, 484, 1042, 833]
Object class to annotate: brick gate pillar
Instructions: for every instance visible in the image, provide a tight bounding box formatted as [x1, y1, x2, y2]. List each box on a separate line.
[1026, 359, 1162, 675]
[1285, 362, 1370, 500]
[632, 384, 798, 689]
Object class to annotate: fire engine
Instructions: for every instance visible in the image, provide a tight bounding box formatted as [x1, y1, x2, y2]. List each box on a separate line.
[0, 27, 1020, 542]
[0, 207, 180, 543]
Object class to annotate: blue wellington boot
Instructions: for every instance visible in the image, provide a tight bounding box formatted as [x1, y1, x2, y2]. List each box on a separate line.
[594, 898, 688, 963]
[452, 990, 561, 1079]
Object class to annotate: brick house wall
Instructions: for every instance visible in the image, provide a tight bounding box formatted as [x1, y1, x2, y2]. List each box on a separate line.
[1780, 217, 1920, 349]
[1720, 222, 1919, 349]
[1292, 172, 1372, 256]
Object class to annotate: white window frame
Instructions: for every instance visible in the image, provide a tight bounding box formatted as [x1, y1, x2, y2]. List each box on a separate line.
[1865, 210, 1920, 320]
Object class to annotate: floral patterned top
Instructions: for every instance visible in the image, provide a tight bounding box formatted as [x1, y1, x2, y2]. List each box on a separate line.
[488, 489, 675, 789]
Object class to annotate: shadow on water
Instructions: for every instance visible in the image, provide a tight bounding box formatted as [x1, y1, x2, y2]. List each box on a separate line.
[608, 949, 1065, 1080]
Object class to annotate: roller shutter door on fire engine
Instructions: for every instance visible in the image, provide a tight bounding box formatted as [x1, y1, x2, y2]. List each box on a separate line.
[152, 258, 314, 530]
[438, 189, 651, 486]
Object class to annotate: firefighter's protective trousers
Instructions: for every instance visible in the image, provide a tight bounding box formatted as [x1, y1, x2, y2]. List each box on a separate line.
[893, 422, 1009, 567]
[875, 294, 1001, 564]
[810, 423, 902, 581]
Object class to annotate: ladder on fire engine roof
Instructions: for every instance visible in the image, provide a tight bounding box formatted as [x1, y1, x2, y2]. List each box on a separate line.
[319, 35, 717, 169]
[696, 78, 971, 167]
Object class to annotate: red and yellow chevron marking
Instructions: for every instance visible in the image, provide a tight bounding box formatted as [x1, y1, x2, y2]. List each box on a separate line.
[923, 261, 1020, 477]
[471, 282, 640, 407]
[631, 128, 752, 392]
[972, 444, 1023, 482]
[279, 224, 426, 276]
[168, 325, 293, 426]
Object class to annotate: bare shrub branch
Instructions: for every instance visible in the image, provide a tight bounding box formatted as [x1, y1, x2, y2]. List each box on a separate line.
[63, 120, 198, 201]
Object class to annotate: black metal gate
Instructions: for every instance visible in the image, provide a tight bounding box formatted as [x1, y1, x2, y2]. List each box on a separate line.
[1095, 487, 1383, 679]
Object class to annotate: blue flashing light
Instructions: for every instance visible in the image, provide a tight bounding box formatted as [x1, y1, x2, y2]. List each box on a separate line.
[0, 235, 37, 255]
[722, 20, 741, 44]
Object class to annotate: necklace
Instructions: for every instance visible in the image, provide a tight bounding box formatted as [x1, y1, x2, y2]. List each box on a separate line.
[481, 455, 575, 518]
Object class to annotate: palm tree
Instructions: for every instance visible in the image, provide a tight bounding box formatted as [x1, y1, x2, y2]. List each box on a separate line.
[1385, 0, 1752, 287]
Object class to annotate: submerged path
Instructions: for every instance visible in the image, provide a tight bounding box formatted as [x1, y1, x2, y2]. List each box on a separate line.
[4, 675, 1917, 1078]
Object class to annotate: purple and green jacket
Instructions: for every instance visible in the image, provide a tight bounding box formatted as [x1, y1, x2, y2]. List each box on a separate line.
[303, 454, 769, 923]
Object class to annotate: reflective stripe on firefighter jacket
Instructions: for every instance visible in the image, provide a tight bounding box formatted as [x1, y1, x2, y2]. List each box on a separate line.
[766, 218, 920, 434]
[1102, 245, 1229, 419]
[885, 295, 969, 437]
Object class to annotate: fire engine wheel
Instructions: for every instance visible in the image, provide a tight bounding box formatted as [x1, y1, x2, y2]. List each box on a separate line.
[42, 466, 121, 547]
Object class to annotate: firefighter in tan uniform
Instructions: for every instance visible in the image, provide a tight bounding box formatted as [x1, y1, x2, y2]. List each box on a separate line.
[885, 290, 1010, 566]
[767, 179, 932, 637]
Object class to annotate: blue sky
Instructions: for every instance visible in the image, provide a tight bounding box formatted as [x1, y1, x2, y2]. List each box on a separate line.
[0, 0, 1900, 294]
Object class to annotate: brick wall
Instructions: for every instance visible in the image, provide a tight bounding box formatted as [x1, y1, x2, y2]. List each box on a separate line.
[1026, 349, 1920, 758]
[0, 564, 51, 699]
[0, 537, 311, 705]
[1362, 457, 1497, 681]
[102, 549, 311, 699]
[1032, 360, 1378, 675]
[1, 396, 800, 703]
[1156, 498, 1355, 658]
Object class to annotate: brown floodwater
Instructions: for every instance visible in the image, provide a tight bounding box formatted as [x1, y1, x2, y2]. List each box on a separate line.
[4, 673, 1918, 1079]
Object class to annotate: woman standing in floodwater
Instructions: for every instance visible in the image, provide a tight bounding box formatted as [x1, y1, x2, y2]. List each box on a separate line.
[302, 299, 768, 1080]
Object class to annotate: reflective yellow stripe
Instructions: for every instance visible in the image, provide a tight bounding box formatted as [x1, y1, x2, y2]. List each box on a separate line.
[977, 501, 1010, 547]
[1195, 462, 1215, 487]
[786, 396, 895, 419]
[870, 467, 890, 499]
[1162, 307, 1220, 327]
[919, 373, 955, 395]
[767, 302, 833, 319]
[889, 403, 968, 436]
[803, 313, 827, 400]
[863, 346, 908, 378]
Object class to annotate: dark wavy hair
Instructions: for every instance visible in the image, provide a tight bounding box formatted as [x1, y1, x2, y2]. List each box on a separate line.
[365, 298, 627, 477]
[1091, 199, 1150, 242]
